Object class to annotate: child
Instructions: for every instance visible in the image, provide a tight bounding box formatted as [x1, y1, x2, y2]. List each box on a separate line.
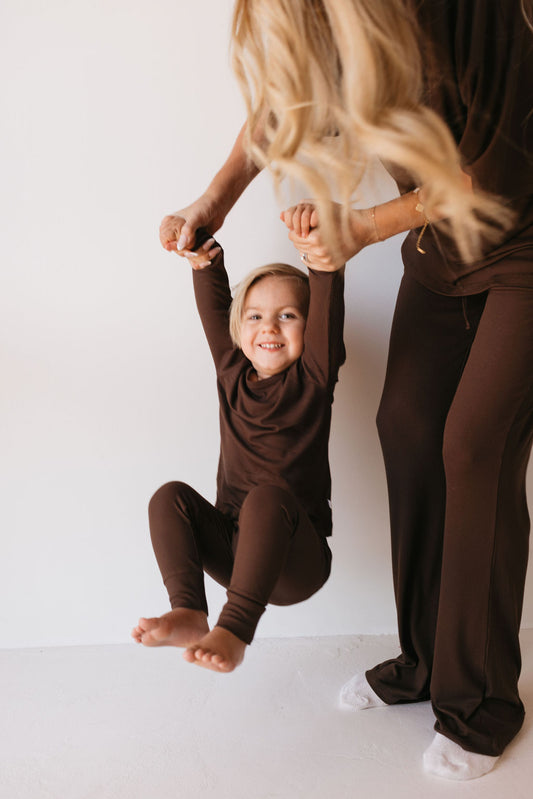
[132, 225, 345, 673]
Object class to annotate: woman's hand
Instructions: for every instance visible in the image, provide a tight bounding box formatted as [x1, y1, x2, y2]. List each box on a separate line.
[159, 193, 227, 255]
[159, 123, 262, 257]
[280, 202, 377, 270]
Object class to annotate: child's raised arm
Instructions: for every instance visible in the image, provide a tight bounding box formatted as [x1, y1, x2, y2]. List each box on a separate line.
[280, 205, 346, 386]
[182, 236, 236, 371]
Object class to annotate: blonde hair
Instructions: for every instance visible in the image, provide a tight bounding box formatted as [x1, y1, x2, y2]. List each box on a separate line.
[229, 263, 310, 348]
[523, 0, 533, 32]
[231, 0, 514, 262]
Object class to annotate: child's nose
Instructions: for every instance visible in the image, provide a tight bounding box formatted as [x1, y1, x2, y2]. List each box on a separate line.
[263, 317, 280, 333]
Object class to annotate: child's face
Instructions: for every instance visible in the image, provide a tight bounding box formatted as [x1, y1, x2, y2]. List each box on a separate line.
[240, 276, 306, 380]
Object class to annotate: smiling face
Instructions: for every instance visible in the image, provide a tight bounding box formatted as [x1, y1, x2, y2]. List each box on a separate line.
[239, 275, 307, 380]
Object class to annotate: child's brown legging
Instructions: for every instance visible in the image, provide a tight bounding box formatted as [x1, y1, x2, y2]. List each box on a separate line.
[148, 482, 332, 644]
[367, 274, 533, 756]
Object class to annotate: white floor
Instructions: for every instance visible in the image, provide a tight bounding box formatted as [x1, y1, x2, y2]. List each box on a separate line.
[1, 632, 532, 799]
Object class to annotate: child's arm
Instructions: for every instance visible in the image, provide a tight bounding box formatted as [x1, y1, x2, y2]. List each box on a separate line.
[184, 234, 236, 370]
[303, 266, 346, 386]
[280, 203, 346, 386]
[278, 206, 345, 385]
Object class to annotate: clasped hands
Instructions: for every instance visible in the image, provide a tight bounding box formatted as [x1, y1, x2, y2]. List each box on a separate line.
[160, 198, 376, 270]
[280, 201, 376, 271]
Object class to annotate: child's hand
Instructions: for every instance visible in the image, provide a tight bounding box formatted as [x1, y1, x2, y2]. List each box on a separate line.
[181, 237, 222, 270]
[281, 202, 345, 271]
[280, 202, 318, 238]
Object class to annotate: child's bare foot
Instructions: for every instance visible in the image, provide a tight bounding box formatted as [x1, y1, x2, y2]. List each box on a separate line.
[183, 626, 247, 673]
[131, 608, 209, 648]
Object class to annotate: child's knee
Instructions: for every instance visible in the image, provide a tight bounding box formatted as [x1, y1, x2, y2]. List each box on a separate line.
[241, 484, 296, 515]
[148, 480, 194, 518]
[239, 484, 300, 538]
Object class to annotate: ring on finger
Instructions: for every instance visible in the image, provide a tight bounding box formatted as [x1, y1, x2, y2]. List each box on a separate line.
[300, 252, 309, 264]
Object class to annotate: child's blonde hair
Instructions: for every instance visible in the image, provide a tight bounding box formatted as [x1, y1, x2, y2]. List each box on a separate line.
[231, 0, 515, 263]
[229, 263, 310, 348]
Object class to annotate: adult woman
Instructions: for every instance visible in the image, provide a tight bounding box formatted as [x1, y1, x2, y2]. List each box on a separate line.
[160, 0, 533, 781]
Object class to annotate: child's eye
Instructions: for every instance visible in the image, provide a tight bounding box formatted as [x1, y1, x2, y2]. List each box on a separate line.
[248, 314, 261, 321]
[280, 312, 296, 320]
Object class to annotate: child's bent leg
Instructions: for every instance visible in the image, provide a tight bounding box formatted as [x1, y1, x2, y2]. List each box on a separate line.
[186, 485, 331, 672]
[133, 481, 235, 648]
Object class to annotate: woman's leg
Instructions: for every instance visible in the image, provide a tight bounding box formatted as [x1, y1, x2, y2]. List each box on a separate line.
[186, 484, 331, 671]
[359, 278, 532, 766]
[366, 275, 487, 703]
[431, 287, 533, 756]
[132, 481, 235, 647]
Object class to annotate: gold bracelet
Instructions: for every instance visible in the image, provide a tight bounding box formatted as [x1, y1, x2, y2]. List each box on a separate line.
[370, 206, 382, 243]
[413, 188, 428, 254]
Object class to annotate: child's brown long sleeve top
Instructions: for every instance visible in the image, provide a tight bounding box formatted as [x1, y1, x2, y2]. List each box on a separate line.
[192, 250, 345, 537]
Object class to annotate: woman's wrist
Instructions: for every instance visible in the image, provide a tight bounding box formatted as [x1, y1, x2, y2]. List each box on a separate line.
[367, 191, 427, 244]
[369, 206, 383, 243]
[350, 207, 383, 248]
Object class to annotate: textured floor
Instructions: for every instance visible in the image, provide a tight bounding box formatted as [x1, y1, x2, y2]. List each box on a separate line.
[1, 632, 532, 799]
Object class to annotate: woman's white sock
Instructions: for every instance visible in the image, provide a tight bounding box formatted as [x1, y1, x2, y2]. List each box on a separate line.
[423, 733, 499, 780]
[339, 672, 387, 710]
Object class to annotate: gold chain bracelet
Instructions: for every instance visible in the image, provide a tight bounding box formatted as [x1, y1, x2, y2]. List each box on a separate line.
[413, 187, 429, 254]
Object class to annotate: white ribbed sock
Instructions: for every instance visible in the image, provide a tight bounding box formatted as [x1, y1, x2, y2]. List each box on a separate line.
[423, 733, 499, 780]
[339, 672, 387, 710]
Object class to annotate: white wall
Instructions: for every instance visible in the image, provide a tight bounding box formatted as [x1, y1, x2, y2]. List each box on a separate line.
[1, 0, 531, 649]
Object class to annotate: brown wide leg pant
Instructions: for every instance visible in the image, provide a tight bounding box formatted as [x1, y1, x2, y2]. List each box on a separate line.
[148, 482, 332, 644]
[367, 274, 533, 756]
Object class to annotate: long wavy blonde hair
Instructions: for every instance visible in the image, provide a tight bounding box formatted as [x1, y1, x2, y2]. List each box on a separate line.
[231, 0, 515, 262]
[523, 0, 533, 31]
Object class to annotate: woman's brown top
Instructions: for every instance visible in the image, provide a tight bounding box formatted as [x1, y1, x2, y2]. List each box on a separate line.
[401, 0, 533, 295]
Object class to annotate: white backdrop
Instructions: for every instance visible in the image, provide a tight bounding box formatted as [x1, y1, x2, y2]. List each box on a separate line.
[1, 0, 531, 649]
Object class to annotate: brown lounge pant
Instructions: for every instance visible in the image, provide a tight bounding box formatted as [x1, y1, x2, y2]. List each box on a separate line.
[367, 274, 533, 756]
[149, 482, 332, 645]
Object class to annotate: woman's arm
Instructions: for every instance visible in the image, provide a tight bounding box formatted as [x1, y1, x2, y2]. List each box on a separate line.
[160, 123, 261, 254]
[281, 193, 428, 269]
[282, 171, 473, 269]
